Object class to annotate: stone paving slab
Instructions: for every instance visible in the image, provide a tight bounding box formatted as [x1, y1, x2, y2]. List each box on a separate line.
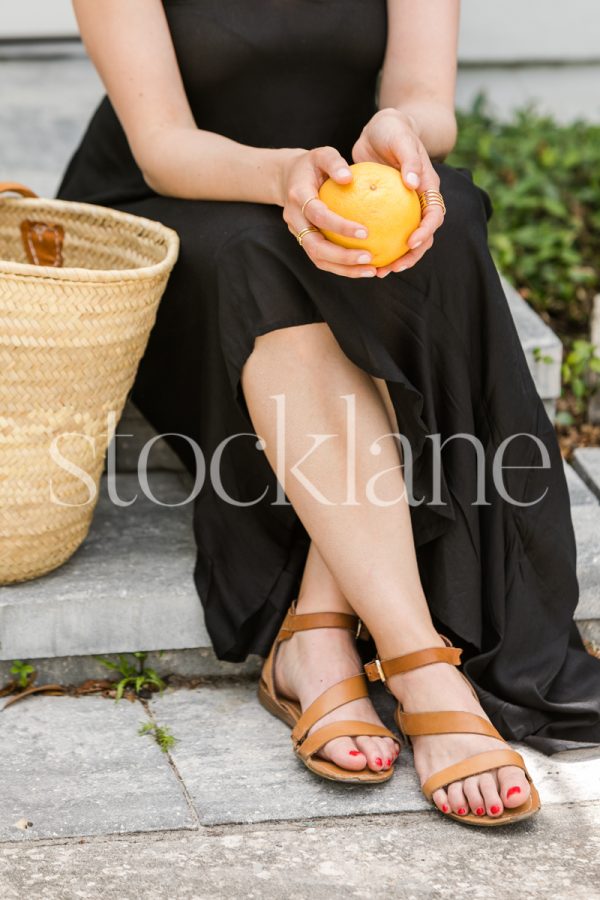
[0, 694, 195, 842]
[563, 459, 598, 506]
[1, 804, 599, 900]
[150, 683, 600, 826]
[572, 447, 600, 502]
[571, 504, 600, 620]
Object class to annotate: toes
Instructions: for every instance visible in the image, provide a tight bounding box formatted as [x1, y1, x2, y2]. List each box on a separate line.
[463, 776, 486, 818]
[498, 766, 530, 808]
[321, 736, 367, 771]
[380, 736, 399, 769]
[354, 736, 387, 772]
[432, 788, 451, 815]
[447, 781, 469, 817]
[479, 771, 504, 817]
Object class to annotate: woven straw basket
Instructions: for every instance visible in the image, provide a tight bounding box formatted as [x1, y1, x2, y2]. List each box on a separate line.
[0, 182, 179, 585]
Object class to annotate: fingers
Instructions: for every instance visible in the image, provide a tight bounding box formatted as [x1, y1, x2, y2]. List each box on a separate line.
[314, 145, 353, 184]
[390, 132, 423, 191]
[303, 198, 369, 240]
[406, 204, 444, 251]
[290, 228, 377, 278]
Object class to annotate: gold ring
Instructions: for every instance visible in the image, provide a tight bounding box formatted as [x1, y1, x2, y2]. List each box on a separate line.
[295, 226, 319, 247]
[301, 195, 319, 217]
[418, 189, 446, 215]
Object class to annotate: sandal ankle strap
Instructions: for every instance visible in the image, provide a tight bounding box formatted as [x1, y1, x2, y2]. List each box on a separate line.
[280, 600, 368, 642]
[364, 638, 462, 683]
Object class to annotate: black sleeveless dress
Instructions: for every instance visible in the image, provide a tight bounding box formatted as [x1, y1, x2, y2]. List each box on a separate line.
[57, 0, 600, 753]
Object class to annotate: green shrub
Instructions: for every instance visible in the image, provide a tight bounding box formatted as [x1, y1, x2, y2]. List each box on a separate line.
[448, 96, 600, 341]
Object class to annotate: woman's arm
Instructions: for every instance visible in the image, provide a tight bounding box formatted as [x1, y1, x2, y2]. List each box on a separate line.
[72, 0, 304, 204]
[378, 0, 460, 160]
[351, 0, 460, 276]
[72, 0, 382, 277]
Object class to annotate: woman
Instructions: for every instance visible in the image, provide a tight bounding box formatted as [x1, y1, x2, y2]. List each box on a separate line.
[58, 0, 600, 826]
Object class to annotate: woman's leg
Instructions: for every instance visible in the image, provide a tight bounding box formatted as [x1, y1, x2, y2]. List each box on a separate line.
[275, 540, 399, 772]
[241, 321, 529, 814]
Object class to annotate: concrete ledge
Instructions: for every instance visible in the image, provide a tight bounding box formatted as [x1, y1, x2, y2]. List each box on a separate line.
[0, 473, 210, 662]
[501, 276, 563, 414]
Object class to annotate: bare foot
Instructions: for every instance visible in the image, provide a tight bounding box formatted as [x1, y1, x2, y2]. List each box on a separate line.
[275, 627, 400, 773]
[388, 660, 531, 818]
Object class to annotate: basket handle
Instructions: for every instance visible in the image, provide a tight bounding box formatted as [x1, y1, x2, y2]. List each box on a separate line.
[0, 182, 39, 199]
[0, 181, 64, 267]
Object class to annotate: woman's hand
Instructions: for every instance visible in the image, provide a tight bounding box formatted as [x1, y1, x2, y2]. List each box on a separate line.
[352, 108, 445, 277]
[278, 146, 378, 278]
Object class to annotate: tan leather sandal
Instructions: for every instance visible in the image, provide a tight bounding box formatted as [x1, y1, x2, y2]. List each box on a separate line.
[364, 638, 541, 825]
[258, 601, 400, 783]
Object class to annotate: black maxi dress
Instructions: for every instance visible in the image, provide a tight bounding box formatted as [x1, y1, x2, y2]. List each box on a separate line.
[57, 0, 600, 754]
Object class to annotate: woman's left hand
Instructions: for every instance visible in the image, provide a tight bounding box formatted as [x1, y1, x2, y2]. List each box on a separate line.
[352, 108, 445, 277]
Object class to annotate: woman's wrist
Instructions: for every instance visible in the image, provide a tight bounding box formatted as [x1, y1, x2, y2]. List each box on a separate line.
[272, 146, 306, 207]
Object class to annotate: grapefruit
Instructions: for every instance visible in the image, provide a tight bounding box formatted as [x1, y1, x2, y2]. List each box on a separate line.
[318, 161, 421, 268]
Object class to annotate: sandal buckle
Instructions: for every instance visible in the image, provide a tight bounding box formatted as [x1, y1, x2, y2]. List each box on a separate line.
[375, 658, 386, 684]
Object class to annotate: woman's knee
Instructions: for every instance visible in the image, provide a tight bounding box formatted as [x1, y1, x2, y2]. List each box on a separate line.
[253, 321, 339, 365]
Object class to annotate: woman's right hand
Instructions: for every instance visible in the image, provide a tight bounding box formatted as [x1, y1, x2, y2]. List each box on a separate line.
[278, 146, 378, 278]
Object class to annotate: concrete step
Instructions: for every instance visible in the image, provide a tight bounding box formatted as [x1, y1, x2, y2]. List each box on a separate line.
[1, 459, 598, 679]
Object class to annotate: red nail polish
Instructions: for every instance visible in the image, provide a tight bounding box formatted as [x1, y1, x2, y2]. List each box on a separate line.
[386, 758, 392, 767]
[375, 757, 383, 767]
[458, 808, 467, 815]
[442, 804, 449, 813]
[476, 807, 484, 816]
[490, 805, 501, 814]
[348, 750, 361, 757]
[507, 786, 521, 798]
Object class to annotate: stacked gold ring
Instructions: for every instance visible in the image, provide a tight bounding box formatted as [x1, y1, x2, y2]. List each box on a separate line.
[295, 226, 319, 246]
[418, 189, 446, 215]
[301, 195, 319, 217]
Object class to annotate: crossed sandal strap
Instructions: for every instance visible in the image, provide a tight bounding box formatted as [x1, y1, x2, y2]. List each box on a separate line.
[364, 641, 462, 683]
[397, 710, 504, 741]
[280, 603, 369, 641]
[296, 721, 397, 762]
[421, 748, 530, 801]
[291, 674, 368, 745]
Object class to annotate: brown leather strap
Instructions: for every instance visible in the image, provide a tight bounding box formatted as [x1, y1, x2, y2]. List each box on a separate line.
[364, 645, 462, 682]
[261, 602, 367, 702]
[279, 608, 364, 641]
[297, 721, 397, 761]
[20, 220, 64, 267]
[421, 748, 529, 800]
[291, 674, 368, 745]
[0, 182, 38, 198]
[398, 710, 503, 741]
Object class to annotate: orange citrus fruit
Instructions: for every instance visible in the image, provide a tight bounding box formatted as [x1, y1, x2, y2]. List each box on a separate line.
[318, 161, 421, 267]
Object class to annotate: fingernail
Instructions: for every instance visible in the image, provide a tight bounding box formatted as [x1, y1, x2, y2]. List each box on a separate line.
[348, 750, 361, 757]
[442, 804, 449, 813]
[375, 757, 383, 767]
[490, 805, 501, 814]
[361, 271, 376, 278]
[336, 167, 352, 179]
[355, 228, 368, 239]
[386, 758, 392, 767]
[357, 253, 372, 264]
[405, 172, 420, 188]
[476, 807, 485, 816]
[398, 266, 408, 272]
[458, 808, 467, 816]
[507, 786, 521, 798]
[410, 240, 423, 250]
